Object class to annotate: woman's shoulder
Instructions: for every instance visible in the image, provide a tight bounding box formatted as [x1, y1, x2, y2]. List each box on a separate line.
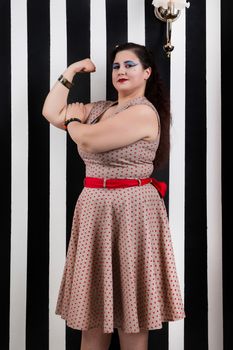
[128, 96, 157, 113]
[126, 97, 161, 136]
[121, 96, 159, 121]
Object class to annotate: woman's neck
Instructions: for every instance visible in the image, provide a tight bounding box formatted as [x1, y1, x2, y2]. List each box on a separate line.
[117, 91, 145, 108]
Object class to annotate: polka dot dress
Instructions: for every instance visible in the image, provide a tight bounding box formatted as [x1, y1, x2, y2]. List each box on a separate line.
[55, 97, 185, 333]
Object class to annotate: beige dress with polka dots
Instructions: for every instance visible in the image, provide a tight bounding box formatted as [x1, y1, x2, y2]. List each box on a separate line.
[55, 96, 185, 333]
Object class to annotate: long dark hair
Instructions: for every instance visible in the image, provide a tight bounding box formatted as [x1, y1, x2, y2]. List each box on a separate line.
[110, 42, 171, 169]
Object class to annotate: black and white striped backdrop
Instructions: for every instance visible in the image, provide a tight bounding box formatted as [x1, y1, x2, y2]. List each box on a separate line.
[0, 0, 230, 349]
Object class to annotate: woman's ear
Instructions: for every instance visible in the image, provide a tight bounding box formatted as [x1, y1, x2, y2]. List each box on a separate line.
[144, 67, 152, 80]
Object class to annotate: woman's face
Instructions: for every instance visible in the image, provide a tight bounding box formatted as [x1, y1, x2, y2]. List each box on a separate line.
[112, 50, 151, 95]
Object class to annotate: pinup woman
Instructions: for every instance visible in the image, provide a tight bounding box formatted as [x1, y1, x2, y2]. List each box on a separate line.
[42, 42, 185, 350]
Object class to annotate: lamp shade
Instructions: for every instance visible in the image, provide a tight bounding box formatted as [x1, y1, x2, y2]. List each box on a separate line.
[152, 0, 190, 9]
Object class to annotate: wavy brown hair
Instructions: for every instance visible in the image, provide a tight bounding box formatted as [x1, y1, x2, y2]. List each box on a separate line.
[111, 42, 171, 169]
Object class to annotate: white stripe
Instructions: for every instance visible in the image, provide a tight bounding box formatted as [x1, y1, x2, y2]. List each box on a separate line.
[169, 11, 186, 350]
[90, 0, 106, 101]
[49, 1, 67, 349]
[206, 0, 223, 349]
[10, 1, 28, 349]
[127, 0, 145, 44]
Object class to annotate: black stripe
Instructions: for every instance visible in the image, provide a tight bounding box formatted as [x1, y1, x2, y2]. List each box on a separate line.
[66, 1, 90, 348]
[26, 2, 50, 349]
[0, 1, 11, 349]
[145, 2, 170, 349]
[106, 0, 128, 101]
[221, 0, 233, 349]
[185, 1, 208, 349]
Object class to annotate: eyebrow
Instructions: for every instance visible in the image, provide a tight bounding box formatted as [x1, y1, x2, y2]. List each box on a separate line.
[113, 60, 138, 65]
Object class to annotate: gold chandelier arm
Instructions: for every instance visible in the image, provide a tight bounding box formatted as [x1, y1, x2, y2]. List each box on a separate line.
[152, 0, 189, 57]
[163, 19, 174, 57]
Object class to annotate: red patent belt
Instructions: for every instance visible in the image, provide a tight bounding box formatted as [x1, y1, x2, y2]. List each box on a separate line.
[83, 177, 167, 198]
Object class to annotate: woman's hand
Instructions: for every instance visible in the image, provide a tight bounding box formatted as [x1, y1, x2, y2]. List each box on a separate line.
[68, 58, 96, 75]
[65, 102, 88, 123]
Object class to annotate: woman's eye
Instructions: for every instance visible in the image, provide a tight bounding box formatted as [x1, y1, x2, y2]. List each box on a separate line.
[112, 62, 138, 69]
[125, 62, 138, 68]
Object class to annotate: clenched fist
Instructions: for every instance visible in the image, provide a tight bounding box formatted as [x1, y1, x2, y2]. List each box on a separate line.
[69, 58, 96, 74]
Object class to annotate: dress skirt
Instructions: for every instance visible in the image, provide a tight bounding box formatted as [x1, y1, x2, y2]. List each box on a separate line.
[55, 184, 185, 333]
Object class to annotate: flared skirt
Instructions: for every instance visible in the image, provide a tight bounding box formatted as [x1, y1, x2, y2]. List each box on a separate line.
[55, 184, 185, 333]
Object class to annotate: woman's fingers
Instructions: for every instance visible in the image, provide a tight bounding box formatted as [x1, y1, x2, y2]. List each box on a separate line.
[66, 102, 86, 120]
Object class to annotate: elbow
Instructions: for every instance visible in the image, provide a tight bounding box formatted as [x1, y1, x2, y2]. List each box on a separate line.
[41, 105, 65, 130]
[41, 107, 58, 125]
[41, 103, 54, 120]
[41, 101, 47, 116]
[42, 105, 49, 119]
[81, 143, 100, 153]
[78, 139, 94, 153]
[68, 127, 97, 152]
[78, 135, 96, 153]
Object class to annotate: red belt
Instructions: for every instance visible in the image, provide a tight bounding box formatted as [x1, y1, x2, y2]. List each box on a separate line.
[84, 177, 167, 198]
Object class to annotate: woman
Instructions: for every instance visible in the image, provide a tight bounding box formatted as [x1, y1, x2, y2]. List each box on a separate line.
[42, 42, 185, 350]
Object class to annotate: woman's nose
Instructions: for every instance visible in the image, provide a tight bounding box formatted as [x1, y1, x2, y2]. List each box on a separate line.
[118, 64, 126, 74]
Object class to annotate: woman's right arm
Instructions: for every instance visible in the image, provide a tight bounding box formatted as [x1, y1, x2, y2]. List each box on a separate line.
[42, 58, 96, 130]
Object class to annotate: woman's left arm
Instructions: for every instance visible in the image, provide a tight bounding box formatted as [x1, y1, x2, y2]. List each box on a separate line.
[66, 103, 158, 153]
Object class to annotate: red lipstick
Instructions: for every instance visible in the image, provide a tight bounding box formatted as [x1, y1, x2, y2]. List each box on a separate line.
[118, 78, 128, 83]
